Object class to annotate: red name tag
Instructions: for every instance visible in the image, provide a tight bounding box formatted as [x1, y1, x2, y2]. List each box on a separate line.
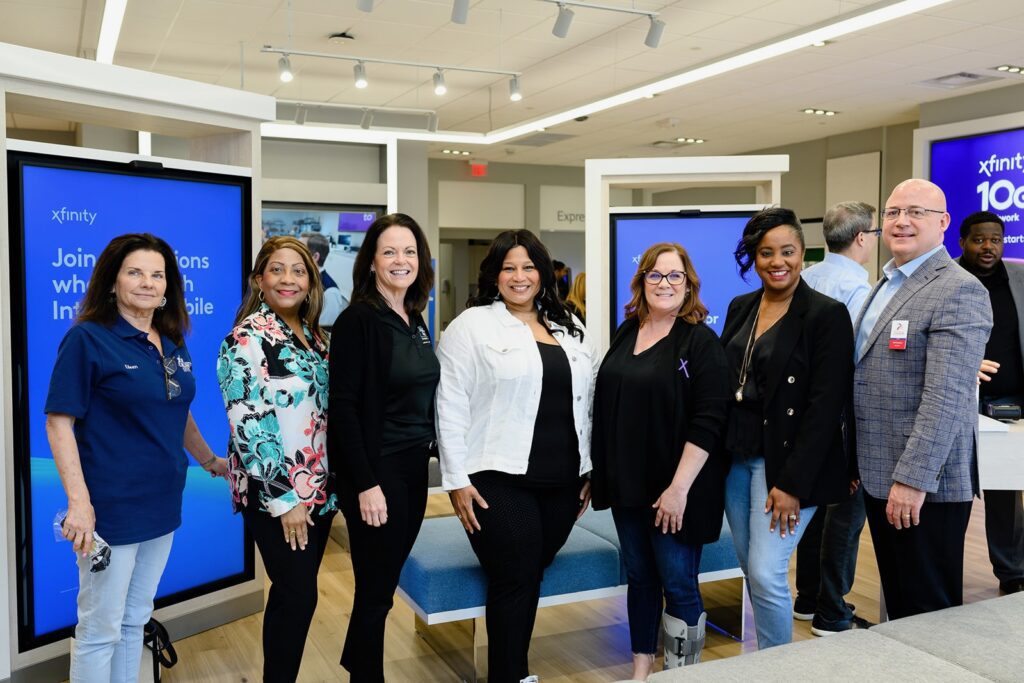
[889, 338, 907, 350]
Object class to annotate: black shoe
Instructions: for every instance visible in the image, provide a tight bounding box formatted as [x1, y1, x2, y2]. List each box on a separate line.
[999, 579, 1024, 594]
[810, 615, 874, 637]
[794, 600, 856, 621]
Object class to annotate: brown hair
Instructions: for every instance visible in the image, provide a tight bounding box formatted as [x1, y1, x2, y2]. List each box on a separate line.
[351, 213, 434, 314]
[234, 236, 326, 343]
[565, 272, 586, 320]
[623, 242, 708, 324]
[77, 233, 190, 345]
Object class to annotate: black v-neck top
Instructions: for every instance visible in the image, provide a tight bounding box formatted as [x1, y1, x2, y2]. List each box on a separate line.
[523, 342, 580, 485]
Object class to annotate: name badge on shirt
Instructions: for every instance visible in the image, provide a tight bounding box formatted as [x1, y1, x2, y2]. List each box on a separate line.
[889, 320, 909, 350]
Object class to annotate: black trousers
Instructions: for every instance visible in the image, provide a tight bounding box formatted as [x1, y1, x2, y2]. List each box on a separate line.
[864, 491, 972, 620]
[339, 447, 430, 682]
[243, 505, 336, 683]
[467, 472, 582, 683]
[983, 489, 1024, 584]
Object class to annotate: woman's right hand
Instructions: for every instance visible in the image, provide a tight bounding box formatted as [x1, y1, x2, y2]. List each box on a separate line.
[449, 485, 488, 533]
[358, 485, 388, 527]
[63, 500, 96, 556]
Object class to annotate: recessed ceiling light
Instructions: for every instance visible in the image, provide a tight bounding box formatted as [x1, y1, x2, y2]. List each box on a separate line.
[824, 110, 836, 116]
[812, 40, 828, 47]
[695, 139, 704, 144]
[803, 108, 815, 114]
[1009, 67, 1022, 74]
[802, 108, 838, 116]
[997, 65, 1010, 71]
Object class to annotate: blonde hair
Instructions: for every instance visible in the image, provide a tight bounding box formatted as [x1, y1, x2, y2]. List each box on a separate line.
[623, 242, 708, 324]
[234, 236, 326, 343]
[566, 272, 586, 320]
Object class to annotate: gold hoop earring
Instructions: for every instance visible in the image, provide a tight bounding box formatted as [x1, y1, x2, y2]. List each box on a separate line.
[258, 290, 265, 303]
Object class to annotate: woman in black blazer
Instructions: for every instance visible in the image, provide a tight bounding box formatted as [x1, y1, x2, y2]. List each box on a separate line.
[591, 243, 730, 676]
[720, 207, 853, 650]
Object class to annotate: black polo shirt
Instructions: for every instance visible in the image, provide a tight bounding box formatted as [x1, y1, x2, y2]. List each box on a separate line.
[378, 307, 440, 455]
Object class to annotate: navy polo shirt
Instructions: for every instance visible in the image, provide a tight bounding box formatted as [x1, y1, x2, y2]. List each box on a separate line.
[45, 316, 196, 545]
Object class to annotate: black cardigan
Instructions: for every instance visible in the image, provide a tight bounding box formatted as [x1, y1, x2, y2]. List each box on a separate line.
[720, 280, 854, 507]
[590, 318, 731, 545]
[327, 301, 430, 493]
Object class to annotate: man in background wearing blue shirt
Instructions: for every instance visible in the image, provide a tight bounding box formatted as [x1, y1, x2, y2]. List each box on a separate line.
[794, 201, 878, 635]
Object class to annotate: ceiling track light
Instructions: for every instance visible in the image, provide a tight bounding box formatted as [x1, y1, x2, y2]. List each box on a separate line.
[261, 46, 521, 97]
[354, 61, 368, 88]
[553, 4, 574, 38]
[451, 0, 469, 24]
[996, 64, 1023, 74]
[294, 105, 307, 125]
[543, 0, 663, 47]
[360, 109, 374, 129]
[356, 0, 374, 12]
[427, 113, 439, 132]
[278, 55, 294, 83]
[645, 17, 665, 49]
[509, 75, 522, 102]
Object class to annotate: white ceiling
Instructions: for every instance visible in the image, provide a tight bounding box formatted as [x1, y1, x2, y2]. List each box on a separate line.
[3, 0, 1024, 165]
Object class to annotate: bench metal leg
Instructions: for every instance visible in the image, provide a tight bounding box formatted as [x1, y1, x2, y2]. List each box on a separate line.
[414, 615, 488, 682]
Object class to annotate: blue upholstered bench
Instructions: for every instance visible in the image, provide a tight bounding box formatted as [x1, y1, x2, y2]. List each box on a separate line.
[396, 509, 745, 682]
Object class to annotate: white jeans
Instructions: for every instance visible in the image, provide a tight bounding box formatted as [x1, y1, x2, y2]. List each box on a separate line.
[71, 532, 174, 683]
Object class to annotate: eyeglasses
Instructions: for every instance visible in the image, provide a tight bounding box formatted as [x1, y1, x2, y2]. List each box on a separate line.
[882, 207, 944, 221]
[162, 355, 181, 400]
[862, 229, 883, 236]
[644, 270, 686, 286]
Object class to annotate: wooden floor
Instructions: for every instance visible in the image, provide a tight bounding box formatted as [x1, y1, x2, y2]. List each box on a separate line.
[161, 493, 1011, 682]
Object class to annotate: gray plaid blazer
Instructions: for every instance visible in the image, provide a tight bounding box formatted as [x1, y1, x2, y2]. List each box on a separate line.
[853, 248, 993, 503]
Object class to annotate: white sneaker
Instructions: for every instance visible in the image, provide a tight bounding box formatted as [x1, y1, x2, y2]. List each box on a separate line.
[520, 677, 540, 683]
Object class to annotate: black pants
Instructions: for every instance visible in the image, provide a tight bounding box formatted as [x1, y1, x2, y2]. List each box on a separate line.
[864, 491, 972, 620]
[467, 472, 582, 683]
[243, 505, 336, 683]
[794, 487, 866, 625]
[339, 447, 430, 682]
[983, 489, 1024, 585]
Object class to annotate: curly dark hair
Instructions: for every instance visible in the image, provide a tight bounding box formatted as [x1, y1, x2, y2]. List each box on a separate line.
[734, 207, 804, 281]
[77, 233, 190, 344]
[467, 229, 583, 340]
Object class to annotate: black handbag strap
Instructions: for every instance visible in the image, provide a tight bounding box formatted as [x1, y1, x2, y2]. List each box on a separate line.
[143, 618, 178, 678]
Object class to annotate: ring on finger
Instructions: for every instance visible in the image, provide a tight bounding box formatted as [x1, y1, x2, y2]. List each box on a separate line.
[788, 514, 798, 520]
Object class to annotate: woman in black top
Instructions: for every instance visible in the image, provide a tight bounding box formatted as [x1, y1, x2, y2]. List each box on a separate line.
[591, 243, 730, 676]
[720, 208, 853, 649]
[328, 214, 439, 682]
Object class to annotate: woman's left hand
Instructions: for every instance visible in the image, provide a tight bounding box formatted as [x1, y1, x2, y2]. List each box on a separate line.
[653, 483, 688, 534]
[577, 480, 592, 519]
[203, 456, 229, 479]
[765, 487, 801, 538]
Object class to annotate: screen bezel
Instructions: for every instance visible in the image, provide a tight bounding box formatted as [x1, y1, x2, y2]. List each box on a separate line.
[6, 149, 256, 651]
[608, 209, 756, 337]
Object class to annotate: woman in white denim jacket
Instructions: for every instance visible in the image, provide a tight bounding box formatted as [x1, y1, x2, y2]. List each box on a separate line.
[436, 229, 598, 683]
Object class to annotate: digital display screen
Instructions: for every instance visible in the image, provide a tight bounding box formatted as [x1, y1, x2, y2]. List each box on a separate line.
[930, 126, 1024, 261]
[8, 151, 253, 649]
[611, 212, 759, 336]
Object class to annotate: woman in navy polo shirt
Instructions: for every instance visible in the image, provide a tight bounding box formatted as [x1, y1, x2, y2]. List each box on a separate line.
[45, 233, 226, 683]
[218, 236, 336, 682]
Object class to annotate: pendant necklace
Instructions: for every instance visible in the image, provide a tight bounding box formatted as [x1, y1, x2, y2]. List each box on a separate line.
[735, 296, 761, 403]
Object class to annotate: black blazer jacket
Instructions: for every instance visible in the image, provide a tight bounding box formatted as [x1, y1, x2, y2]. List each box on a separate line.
[720, 279, 854, 507]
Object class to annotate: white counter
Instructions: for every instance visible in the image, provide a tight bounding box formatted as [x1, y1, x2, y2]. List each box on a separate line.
[978, 414, 1024, 490]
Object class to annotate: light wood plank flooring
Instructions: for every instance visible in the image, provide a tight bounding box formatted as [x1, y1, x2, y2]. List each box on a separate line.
[160, 493, 1012, 682]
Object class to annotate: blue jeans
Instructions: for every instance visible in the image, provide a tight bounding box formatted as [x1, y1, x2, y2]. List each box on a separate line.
[611, 506, 704, 655]
[71, 532, 174, 683]
[724, 456, 816, 649]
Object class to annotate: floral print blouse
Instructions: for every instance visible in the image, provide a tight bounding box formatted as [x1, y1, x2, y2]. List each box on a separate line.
[217, 304, 337, 517]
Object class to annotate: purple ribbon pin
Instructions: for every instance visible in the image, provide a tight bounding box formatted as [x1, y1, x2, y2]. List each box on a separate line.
[678, 358, 689, 377]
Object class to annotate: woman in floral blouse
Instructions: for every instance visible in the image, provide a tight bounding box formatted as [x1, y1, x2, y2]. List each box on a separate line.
[218, 236, 336, 683]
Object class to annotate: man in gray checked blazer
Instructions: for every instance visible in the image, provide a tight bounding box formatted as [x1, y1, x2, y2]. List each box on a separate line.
[853, 179, 993, 619]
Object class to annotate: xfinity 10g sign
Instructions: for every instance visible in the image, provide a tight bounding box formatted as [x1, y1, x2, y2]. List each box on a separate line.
[931, 126, 1024, 261]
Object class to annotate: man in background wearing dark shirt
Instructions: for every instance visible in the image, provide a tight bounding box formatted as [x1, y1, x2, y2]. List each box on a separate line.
[957, 210, 1024, 595]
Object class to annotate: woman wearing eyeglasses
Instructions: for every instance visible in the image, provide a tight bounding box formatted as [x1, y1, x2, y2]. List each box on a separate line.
[218, 236, 336, 682]
[45, 233, 226, 683]
[720, 208, 853, 649]
[590, 243, 730, 676]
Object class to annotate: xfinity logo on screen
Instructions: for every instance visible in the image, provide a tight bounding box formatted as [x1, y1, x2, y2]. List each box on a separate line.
[51, 207, 97, 225]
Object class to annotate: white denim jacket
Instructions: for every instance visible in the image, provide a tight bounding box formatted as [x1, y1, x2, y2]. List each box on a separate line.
[436, 301, 598, 490]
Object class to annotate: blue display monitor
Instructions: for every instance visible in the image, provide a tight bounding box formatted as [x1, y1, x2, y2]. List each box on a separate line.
[930, 126, 1024, 262]
[611, 211, 759, 336]
[7, 150, 255, 650]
